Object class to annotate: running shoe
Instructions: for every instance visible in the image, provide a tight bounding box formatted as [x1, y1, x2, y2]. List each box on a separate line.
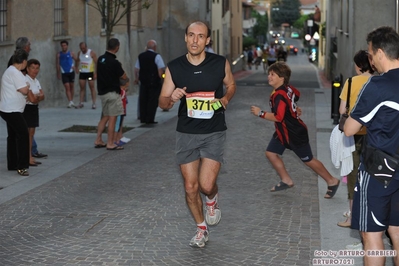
[345, 242, 363, 250]
[68, 102, 76, 108]
[189, 226, 209, 248]
[77, 103, 84, 109]
[205, 198, 221, 226]
[120, 137, 131, 143]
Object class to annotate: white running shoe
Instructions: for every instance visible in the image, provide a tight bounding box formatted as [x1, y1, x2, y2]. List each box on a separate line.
[205, 199, 221, 226]
[68, 102, 76, 108]
[189, 226, 209, 248]
[120, 137, 131, 143]
[345, 242, 363, 250]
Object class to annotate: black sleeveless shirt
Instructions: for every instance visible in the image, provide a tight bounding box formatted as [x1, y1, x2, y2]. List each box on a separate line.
[168, 52, 227, 134]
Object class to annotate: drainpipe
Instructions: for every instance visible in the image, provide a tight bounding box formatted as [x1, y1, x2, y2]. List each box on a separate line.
[85, 0, 89, 44]
[83, 0, 89, 102]
[396, 0, 399, 31]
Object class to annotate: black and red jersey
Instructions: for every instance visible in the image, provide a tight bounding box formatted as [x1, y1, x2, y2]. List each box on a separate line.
[269, 84, 309, 149]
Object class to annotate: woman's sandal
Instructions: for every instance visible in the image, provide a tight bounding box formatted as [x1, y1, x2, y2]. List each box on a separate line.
[17, 169, 29, 176]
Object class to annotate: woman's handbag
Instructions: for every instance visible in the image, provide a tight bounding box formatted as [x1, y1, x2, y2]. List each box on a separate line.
[338, 77, 352, 132]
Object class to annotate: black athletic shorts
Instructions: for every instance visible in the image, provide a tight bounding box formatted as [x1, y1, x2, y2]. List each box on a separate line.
[79, 72, 94, 80]
[61, 72, 75, 84]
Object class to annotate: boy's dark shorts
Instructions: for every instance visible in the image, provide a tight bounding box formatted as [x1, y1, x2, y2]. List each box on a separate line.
[266, 137, 313, 162]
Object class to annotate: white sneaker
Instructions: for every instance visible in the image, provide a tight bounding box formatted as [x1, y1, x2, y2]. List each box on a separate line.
[120, 137, 131, 143]
[68, 102, 76, 108]
[343, 210, 351, 218]
[346, 242, 363, 250]
[205, 197, 221, 226]
[189, 226, 209, 248]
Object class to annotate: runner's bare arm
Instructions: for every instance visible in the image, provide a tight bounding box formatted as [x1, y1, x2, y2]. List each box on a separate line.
[75, 51, 80, 74]
[219, 60, 236, 108]
[159, 67, 186, 110]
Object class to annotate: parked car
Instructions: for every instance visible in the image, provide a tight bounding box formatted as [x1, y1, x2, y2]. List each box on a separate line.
[291, 32, 300, 38]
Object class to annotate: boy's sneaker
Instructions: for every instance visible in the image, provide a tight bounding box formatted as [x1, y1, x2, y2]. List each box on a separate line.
[345, 242, 363, 250]
[68, 102, 76, 108]
[205, 199, 221, 226]
[32, 153, 48, 158]
[189, 226, 209, 248]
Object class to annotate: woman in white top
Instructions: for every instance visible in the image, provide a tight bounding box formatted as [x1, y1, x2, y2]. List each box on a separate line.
[23, 59, 45, 167]
[337, 50, 374, 228]
[0, 49, 30, 176]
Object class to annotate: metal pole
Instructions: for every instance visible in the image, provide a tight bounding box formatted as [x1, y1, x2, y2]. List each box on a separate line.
[85, 0, 88, 44]
[331, 75, 341, 124]
[396, 0, 399, 32]
[84, 0, 89, 102]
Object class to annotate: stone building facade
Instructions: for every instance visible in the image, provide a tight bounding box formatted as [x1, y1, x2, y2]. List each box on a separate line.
[0, 0, 242, 107]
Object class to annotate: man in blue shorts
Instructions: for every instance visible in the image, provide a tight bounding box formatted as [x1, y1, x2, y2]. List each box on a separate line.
[344, 26, 399, 265]
[56, 40, 77, 108]
[159, 21, 236, 248]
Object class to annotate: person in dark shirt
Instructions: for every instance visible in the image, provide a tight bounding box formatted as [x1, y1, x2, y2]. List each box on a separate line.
[159, 21, 236, 248]
[250, 62, 340, 197]
[344, 26, 399, 266]
[94, 38, 129, 150]
[134, 40, 165, 124]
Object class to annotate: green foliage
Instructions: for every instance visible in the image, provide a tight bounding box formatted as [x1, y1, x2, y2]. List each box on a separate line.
[321, 21, 326, 37]
[251, 10, 268, 39]
[270, 0, 301, 27]
[293, 14, 309, 30]
[243, 36, 258, 49]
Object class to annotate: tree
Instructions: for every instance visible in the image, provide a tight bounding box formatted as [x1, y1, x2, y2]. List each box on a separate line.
[270, 0, 301, 28]
[251, 10, 268, 45]
[293, 14, 309, 30]
[88, 0, 152, 42]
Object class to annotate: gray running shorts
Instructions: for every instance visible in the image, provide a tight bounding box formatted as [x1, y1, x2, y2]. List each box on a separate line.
[176, 131, 226, 165]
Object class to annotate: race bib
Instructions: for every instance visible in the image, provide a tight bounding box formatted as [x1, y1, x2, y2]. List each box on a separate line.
[81, 62, 89, 69]
[186, 91, 215, 119]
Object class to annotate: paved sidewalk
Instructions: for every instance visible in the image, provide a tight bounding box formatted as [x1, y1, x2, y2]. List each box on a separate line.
[0, 95, 179, 202]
